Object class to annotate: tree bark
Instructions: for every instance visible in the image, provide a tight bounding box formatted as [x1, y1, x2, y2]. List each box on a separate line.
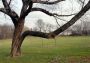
[10, 19, 24, 57]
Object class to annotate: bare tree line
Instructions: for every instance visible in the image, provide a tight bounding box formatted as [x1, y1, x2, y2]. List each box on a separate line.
[0, 24, 29, 39]
[70, 21, 90, 36]
[60, 21, 90, 36]
[0, 24, 14, 39]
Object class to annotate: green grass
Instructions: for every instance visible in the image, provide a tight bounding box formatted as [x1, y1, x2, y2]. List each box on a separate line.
[0, 36, 90, 63]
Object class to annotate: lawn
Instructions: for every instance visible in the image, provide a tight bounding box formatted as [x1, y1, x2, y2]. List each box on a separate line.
[0, 36, 90, 63]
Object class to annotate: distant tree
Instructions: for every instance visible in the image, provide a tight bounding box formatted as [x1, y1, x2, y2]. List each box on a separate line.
[33, 19, 55, 33]
[36, 19, 45, 32]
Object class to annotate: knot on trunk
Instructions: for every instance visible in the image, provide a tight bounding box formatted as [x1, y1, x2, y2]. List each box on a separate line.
[48, 33, 55, 39]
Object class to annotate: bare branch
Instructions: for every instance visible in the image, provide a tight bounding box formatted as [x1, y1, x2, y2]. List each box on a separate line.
[21, 31, 49, 39]
[31, 7, 77, 17]
[55, 16, 68, 22]
[0, 8, 7, 14]
[54, 16, 61, 26]
[78, 0, 84, 4]
[32, 0, 65, 5]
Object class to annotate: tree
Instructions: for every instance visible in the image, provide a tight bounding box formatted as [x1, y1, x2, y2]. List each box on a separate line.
[0, 0, 90, 57]
[36, 19, 45, 32]
[34, 19, 55, 32]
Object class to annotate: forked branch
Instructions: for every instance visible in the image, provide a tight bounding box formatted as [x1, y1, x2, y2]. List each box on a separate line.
[20, 0, 33, 19]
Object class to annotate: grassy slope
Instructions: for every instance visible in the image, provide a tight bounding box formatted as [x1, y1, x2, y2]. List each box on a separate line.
[0, 36, 90, 63]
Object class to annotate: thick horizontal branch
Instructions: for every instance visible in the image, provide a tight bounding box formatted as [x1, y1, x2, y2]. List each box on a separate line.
[20, 30, 56, 43]
[21, 31, 49, 39]
[32, 0, 65, 5]
[31, 8, 77, 16]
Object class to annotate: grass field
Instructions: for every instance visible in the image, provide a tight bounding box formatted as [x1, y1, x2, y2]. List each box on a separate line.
[0, 36, 90, 63]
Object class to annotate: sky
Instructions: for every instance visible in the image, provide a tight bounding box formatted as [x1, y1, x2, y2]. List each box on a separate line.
[0, 0, 89, 28]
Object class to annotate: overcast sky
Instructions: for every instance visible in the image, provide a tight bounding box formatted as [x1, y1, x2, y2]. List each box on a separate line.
[0, 0, 89, 28]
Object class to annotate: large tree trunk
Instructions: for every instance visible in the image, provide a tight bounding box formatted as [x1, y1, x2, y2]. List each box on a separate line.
[10, 19, 24, 57]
